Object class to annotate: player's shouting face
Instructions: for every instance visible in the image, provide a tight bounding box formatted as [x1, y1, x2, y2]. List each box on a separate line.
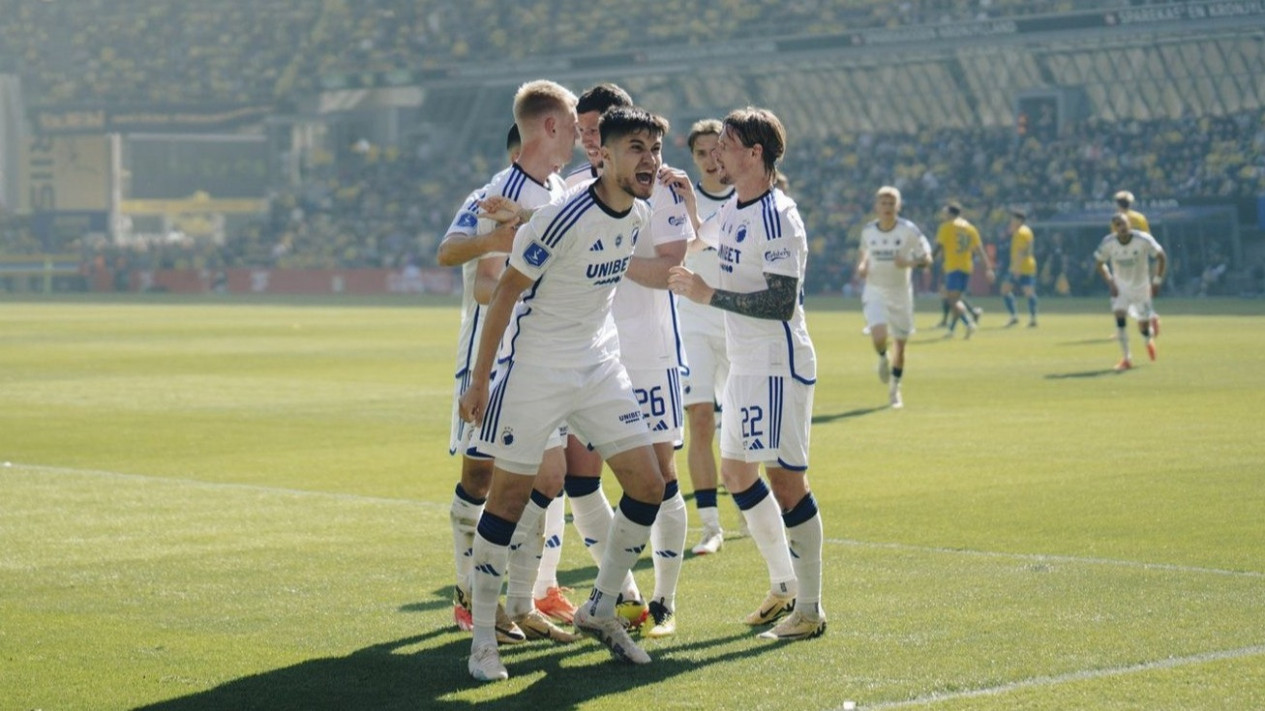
[605, 129, 663, 201]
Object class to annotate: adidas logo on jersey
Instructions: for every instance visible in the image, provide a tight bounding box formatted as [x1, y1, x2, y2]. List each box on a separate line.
[652, 421, 669, 432]
[746, 439, 765, 451]
[590, 239, 605, 252]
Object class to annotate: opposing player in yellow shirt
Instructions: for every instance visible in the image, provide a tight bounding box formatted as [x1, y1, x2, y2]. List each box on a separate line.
[934, 202, 994, 338]
[1002, 209, 1038, 328]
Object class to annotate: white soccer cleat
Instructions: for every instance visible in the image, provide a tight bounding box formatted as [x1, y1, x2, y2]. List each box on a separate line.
[877, 355, 891, 384]
[964, 321, 977, 340]
[691, 525, 724, 555]
[744, 592, 795, 626]
[890, 385, 903, 409]
[574, 606, 651, 664]
[468, 641, 508, 682]
[758, 609, 827, 641]
[513, 608, 582, 644]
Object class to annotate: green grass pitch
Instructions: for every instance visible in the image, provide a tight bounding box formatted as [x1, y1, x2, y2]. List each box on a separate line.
[2, 295, 1263, 710]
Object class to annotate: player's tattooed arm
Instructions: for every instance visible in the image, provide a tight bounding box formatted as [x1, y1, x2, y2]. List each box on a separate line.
[709, 273, 798, 321]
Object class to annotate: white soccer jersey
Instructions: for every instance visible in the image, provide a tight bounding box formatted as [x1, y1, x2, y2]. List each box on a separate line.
[564, 162, 599, 189]
[678, 184, 734, 339]
[450, 165, 566, 382]
[504, 183, 652, 368]
[715, 188, 816, 382]
[610, 180, 694, 369]
[860, 217, 932, 292]
[1094, 231, 1164, 289]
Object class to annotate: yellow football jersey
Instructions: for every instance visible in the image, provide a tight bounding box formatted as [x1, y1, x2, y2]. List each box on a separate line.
[1124, 209, 1150, 233]
[936, 217, 981, 273]
[1010, 225, 1036, 276]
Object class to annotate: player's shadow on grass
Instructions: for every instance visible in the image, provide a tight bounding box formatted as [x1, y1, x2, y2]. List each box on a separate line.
[1044, 368, 1123, 379]
[132, 625, 773, 711]
[812, 405, 887, 423]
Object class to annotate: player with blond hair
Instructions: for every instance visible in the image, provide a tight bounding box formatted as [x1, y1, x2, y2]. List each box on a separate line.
[857, 186, 933, 409]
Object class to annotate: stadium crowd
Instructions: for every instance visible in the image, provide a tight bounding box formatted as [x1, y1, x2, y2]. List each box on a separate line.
[1, 0, 1165, 104]
[3, 104, 1263, 296]
[2, 0, 1258, 297]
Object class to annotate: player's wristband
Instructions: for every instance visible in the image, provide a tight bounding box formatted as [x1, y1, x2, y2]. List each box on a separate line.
[1151, 276, 1164, 287]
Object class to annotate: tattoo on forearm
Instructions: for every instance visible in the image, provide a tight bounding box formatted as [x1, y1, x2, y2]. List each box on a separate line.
[709, 273, 798, 321]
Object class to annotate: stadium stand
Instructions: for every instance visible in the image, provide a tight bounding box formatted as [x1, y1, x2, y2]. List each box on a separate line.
[2, 0, 1261, 297]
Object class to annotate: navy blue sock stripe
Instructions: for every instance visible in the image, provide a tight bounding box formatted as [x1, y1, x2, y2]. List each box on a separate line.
[455, 483, 485, 506]
[892, 367, 903, 379]
[476, 511, 517, 546]
[564, 474, 602, 497]
[732, 479, 771, 511]
[695, 488, 718, 508]
[618, 494, 660, 527]
[530, 489, 553, 509]
[782, 493, 819, 528]
[663, 479, 679, 501]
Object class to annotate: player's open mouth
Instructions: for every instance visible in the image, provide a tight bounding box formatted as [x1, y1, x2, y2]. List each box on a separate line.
[635, 171, 654, 186]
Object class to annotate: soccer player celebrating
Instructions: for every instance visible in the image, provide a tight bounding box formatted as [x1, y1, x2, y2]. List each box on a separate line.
[460, 106, 673, 681]
[559, 82, 693, 638]
[437, 82, 580, 648]
[678, 119, 735, 556]
[1094, 213, 1167, 371]
[856, 186, 933, 409]
[1002, 209, 1039, 328]
[668, 107, 826, 641]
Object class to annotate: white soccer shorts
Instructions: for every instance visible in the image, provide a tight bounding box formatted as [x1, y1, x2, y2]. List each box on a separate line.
[862, 287, 916, 340]
[719, 373, 814, 470]
[473, 358, 651, 475]
[681, 330, 729, 409]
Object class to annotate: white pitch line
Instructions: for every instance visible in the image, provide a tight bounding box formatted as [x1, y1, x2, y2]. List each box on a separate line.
[825, 537, 1265, 580]
[841, 643, 1265, 710]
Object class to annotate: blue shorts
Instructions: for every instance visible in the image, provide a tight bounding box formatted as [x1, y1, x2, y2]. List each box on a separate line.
[944, 271, 970, 293]
[1009, 274, 1035, 289]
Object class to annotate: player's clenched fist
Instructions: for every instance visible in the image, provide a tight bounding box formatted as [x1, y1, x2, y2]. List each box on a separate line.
[459, 379, 489, 425]
[667, 265, 713, 305]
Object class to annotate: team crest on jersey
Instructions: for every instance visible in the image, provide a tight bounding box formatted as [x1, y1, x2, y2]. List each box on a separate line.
[523, 242, 551, 267]
[457, 212, 478, 228]
[614, 233, 623, 248]
[501, 427, 515, 446]
[735, 223, 748, 244]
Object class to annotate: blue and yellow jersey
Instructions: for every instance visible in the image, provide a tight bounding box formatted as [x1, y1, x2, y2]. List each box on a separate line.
[1123, 209, 1150, 233]
[1010, 224, 1036, 276]
[936, 217, 981, 273]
